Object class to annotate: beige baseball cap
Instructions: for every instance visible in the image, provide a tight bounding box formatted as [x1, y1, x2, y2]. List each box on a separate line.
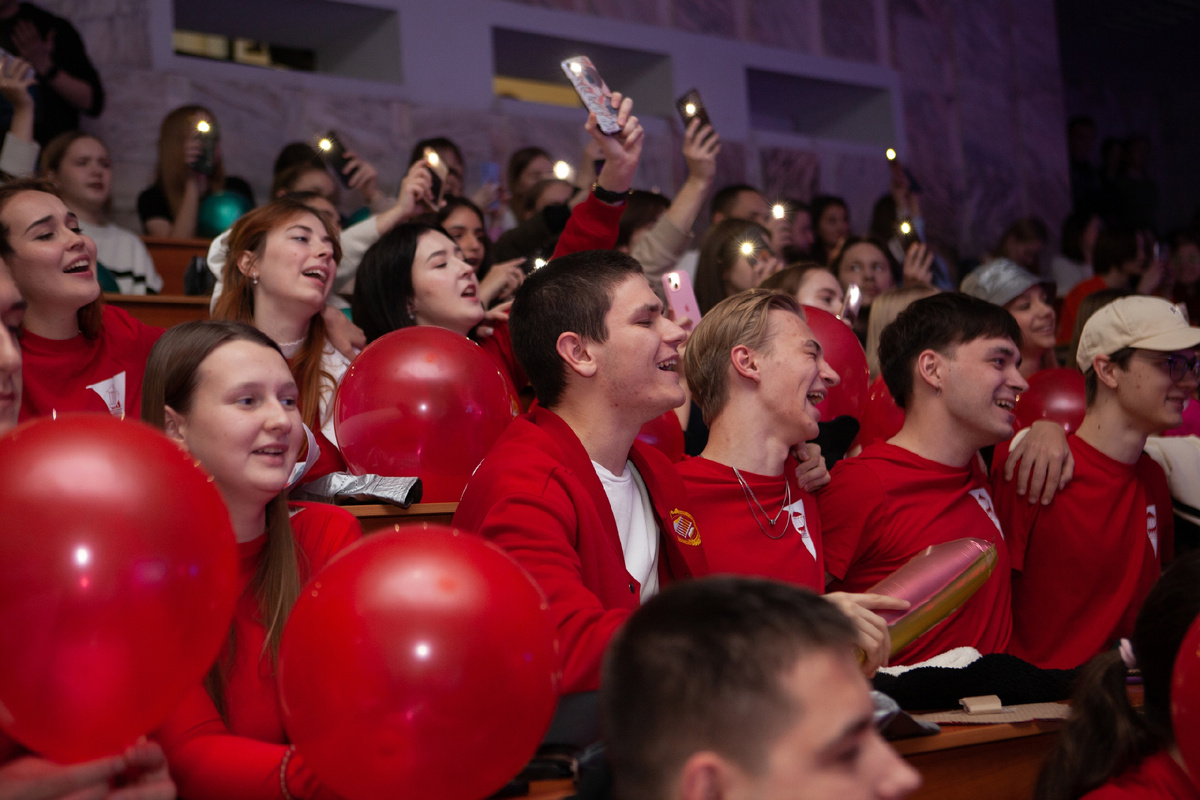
[1076, 295, 1200, 371]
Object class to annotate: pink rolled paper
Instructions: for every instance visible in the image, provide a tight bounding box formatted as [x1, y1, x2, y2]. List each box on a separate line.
[866, 538, 997, 658]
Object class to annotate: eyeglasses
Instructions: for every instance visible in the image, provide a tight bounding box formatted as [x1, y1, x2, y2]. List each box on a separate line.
[1134, 352, 1200, 382]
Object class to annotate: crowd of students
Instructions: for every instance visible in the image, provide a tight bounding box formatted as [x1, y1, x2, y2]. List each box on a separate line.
[1, 28, 1200, 800]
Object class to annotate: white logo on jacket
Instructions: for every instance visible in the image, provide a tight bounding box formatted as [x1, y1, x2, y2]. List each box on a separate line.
[1147, 505, 1158, 556]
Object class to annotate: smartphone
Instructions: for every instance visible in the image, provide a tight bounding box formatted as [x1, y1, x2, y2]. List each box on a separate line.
[316, 131, 353, 188]
[675, 88, 712, 132]
[190, 118, 218, 176]
[0, 47, 34, 81]
[560, 56, 621, 135]
[839, 284, 862, 326]
[424, 146, 449, 205]
[662, 271, 701, 332]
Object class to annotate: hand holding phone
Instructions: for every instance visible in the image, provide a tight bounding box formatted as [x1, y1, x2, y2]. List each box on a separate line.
[316, 131, 353, 188]
[663, 271, 701, 333]
[190, 118, 218, 176]
[675, 89, 713, 133]
[561, 56, 621, 134]
[423, 146, 450, 206]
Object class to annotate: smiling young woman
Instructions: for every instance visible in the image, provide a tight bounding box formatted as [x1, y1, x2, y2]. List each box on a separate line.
[212, 197, 346, 448]
[0, 178, 162, 421]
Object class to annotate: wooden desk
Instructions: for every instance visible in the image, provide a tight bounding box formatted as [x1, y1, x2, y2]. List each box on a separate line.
[104, 294, 210, 328]
[142, 236, 211, 294]
[347, 502, 457, 534]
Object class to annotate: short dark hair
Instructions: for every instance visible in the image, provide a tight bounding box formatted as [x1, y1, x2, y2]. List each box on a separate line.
[617, 190, 671, 250]
[273, 142, 324, 177]
[1093, 229, 1138, 277]
[509, 250, 644, 408]
[506, 146, 551, 192]
[351, 222, 444, 342]
[1083, 347, 1134, 406]
[408, 137, 464, 170]
[710, 184, 761, 222]
[880, 292, 1023, 410]
[602, 577, 856, 800]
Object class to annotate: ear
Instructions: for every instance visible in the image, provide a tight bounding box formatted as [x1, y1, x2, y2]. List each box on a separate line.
[556, 331, 598, 379]
[1093, 354, 1121, 390]
[677, 751, 740, 800]
[236, 249, 256, 278]
[162, 405, 189, 448]
[730, 343, 762, 384]
[915, 348, 944, 393]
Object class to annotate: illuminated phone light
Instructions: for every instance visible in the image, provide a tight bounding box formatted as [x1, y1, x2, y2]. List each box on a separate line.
[534, 258, 547, 270]
[569, 61, 583, 75]
[772, 203, 786, 220]
[685, 103, 696, 116]
[318, 138, 332, 151]
[740, 241, 755, 256]
[426, 151, 440, 167]
[196, 120, 211, 133]
[553, 161, 572, 180]
[667, 272, 681, 291]
[899, 221, 912, 235]
[885, 148, 897, 161]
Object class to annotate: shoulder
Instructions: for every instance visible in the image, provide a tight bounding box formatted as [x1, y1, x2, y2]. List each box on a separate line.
[101, 305, 164, 345]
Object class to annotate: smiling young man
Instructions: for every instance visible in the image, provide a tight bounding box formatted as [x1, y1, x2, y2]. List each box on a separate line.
[819, 293, 1025, 665]
[453, 249, 707, 693]
[603, 577, 920, 800]
[678, 289, 906, 672]
[991, 296, 1199, 669]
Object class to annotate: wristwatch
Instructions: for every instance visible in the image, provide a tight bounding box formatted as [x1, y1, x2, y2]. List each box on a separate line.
[592, 182, 631, 205]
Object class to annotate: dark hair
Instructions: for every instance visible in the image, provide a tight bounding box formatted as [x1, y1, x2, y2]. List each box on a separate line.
[408, 137, 464, 170]
[617, 190, 671, 250]
[809, 195, 849, 264]
[506, 146, 551, 194]
[710, 183, 761, 222]
[509, 249, 643, 408]
[869, 193, 899, 242]
[140, 320, 306, 724]
[1083, 347, 1134, 406]
[1060, 211, 1099, 264]
[879, 292, 1023, 410]
[271, 161, 330, 199]
[1093, 229, 1139, 277]
[695, 218, 772, 315]
[272, 142, 324, 177]
[0, 178, 104, 339]
[351, 222, 444, 342]
[436, 196, 493, 277]
[997, 216, 1050, 250]
[602, 577, 856, 800]
[1035, 553, 1200, 800]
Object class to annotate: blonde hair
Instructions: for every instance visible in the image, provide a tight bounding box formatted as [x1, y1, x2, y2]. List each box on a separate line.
[866, 284, 938, 380]
[682, 289, 804, 424]
[212, 198, 342, 431]
[154, 105, 226, 219]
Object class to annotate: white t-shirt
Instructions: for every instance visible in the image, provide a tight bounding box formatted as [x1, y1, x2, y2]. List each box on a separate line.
[592, 459, 660, 601]
[80, 220, 162, 294]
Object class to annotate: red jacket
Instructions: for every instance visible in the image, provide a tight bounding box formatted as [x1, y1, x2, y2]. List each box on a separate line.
[550, 193, 624, 260]
[452, 406, 706, 693]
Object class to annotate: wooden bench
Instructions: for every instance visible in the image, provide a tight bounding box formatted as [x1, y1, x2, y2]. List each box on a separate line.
[142, 236, 212, 295]
[348, 502, 457, 534]
[104, 294, 210, 328]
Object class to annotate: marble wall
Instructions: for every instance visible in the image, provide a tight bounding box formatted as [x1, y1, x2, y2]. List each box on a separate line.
[41, 0, 1068, 269]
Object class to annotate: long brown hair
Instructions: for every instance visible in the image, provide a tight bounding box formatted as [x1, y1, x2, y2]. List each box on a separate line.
[140, 320, 308, 723]
[1035, 553, 1200, 799]
[0, 178, 103, 338]
[212, 197, 343, 431]
[154, 105, 227, 219]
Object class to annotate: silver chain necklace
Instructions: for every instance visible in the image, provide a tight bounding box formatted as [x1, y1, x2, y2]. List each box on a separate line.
[732, 467, 791, 540]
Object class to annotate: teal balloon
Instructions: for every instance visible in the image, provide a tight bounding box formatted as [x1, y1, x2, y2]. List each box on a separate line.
[343, 206, 371, 227]
[198, 192, 252, 238]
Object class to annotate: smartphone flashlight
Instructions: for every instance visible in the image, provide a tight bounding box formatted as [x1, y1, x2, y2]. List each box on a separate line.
[684, 102, 697, 117]
[886, 148, 897, 161]
[197, 120, 211, 134]
[899, 220, 912, 236]
[569, 61, 583, 75]
[534, 258, 548, 270]
[740, 241, 755, 256]
[553, 161, 572, 181]
[318, 137, 332, 152]
[772, 203, 786, 220]
[667, 272, 681, 291]
[426, 150, 440, 168]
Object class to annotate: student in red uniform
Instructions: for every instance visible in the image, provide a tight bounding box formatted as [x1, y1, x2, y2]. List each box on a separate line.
[1035, 553, 1200, 800]
[1, 178, 161, 421]
[212, 197, 346, 452]
[678, 288, 907, 673]
[820, 293, 1024, 665]
[142, 320, 361, 799]
[453, 250, 708, 694]
[992, 296, 1196, 669]
[603, 577, 921, 800]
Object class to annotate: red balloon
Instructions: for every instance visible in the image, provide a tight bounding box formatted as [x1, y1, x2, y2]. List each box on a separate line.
[802, 306, 870, 421]
[857, 375, 906, 448]
[637, 410, 685, 462]
[1172, 614, 1200, 790]
[278, 526, 559, 800]
[1013, 367, 1087, 434]
[335, 327, 518, 502]
[0, 414, 238, 762]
